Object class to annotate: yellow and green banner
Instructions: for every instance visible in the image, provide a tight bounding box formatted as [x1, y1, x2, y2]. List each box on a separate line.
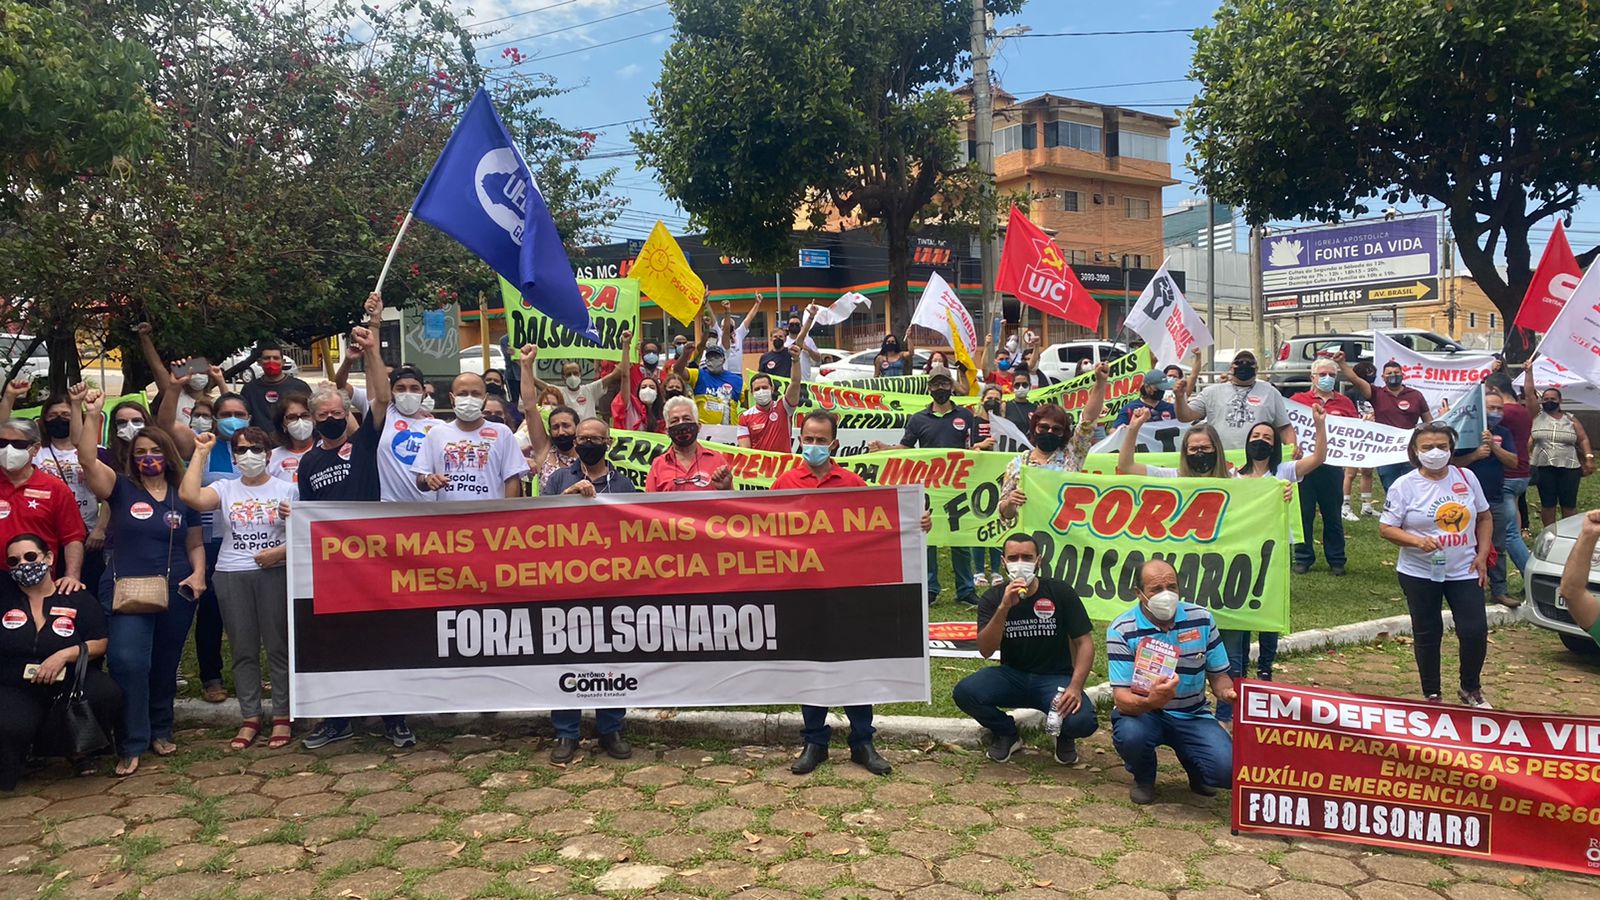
[505, 277, 639, 361]
[1017, 466, 1292, 631]
[1028, 345, 1153, 425]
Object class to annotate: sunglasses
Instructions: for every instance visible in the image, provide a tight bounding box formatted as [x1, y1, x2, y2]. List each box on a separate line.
[1035, 425, 1067, 436]
[6, 550, 44, 566]
[0, 438, 32, 451]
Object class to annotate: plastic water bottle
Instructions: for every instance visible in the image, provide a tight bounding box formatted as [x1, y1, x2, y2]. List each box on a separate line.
[1429, 549, 1448, 583]
[1046, 687, 1066, 736]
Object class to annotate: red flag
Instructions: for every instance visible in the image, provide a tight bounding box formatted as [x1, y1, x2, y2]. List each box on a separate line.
[1513, 219, 1583, 332]
[996, 205, 1101, 328]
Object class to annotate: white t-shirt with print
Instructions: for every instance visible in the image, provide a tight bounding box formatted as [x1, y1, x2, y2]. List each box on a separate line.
[1380, 467, 1490, 581]
[557, 379, 607, 422]
[268, 445, 310, 484]
[378, 406, 439, 502]
[412, 418, 530, 501]
[33, 445, 100, 529]
[209, 476, 297, 573]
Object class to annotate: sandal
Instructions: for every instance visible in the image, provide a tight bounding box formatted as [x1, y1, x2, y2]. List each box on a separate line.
[229, 720, 261, 752]
[151, 739, 177, 757]
[115, 756, 140, 777]
[267, 718, 294, 750]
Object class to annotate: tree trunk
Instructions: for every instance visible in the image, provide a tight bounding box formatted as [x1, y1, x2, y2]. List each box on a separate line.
[886, 213, 911, 336]
[120, 347, 154, 401]
[1449, 195, 1538, 365]
[45, 330, 80, 398]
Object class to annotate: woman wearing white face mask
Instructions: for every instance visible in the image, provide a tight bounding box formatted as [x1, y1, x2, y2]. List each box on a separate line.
[268, 394, 314, 484]
[134, 323, 225, 427]
[1379, 423, 1494, 708]
[180, 427, 297, 751]
[377, 364, 439, 502]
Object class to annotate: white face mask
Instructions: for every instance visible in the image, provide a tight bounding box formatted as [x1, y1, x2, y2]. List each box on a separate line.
[235, 449, 267, 477]
[190, 415, 214, 433]
[453, 395, 485, 422]
[1145, 589, 1181, 621]
[285, 419, 314, 442]
[1418, 447, 1451, 471]
[0, 445, 31, 472]
[117, 421, 145, 443]
[188, 373, 211, 391]
[1005, 560, 1036, 583]
[393, 392, 424, 416]
[564, 374, 582, 390]
[638, 387, 658, 404]
[752, 388, 773, 407]
[421, 395, 436, 413]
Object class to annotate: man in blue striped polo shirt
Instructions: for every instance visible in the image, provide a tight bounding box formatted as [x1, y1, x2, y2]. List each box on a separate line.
[1106, 559, 1236, 805]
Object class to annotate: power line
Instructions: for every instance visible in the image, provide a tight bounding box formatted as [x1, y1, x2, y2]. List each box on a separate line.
[469, 0, 589, 28]
[523, 25, 671, 62]
[1007, 77, 1194, 95]
[477, 2, 668, 51]
[1013, 28, 1201, 37]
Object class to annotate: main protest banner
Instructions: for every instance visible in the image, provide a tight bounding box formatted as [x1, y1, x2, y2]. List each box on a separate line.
[287, 489, 928, 717]
[505, 277, 639, 361]
[1028, 346, 1154, 425]
[1285, 400, 1411, 467]
[1233, 681, 1600, 875]
[1018, 467, 1292, 631]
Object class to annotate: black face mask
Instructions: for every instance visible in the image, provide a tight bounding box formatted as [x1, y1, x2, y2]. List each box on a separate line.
[1034, 432, 1064, 453]
[1542, 400, 1561, 414]
[1142, 389, 1162, 403]
[930, 389, 952, 406]
[44, 418, 71, 440]
[1186, 449, 1219, 473]
[1385, 373, 1404, 388]
[576, 442, 607, 466]
[315, 418, 346, 441]
[486, 384, 506, 398]
[665, 389, 684, 400]
[552, 434, 576, 453]
[882, 341, 899, 353]
[1233, 363, 1257, 382]
[983, 399, 1001, 412]
[772, 340, 785, 350]
[1246, 439, 1274, 461]
[668, 421, 699, 448]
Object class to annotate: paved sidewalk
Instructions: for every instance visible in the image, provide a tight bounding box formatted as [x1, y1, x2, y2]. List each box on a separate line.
[2, 625, 1597, 899]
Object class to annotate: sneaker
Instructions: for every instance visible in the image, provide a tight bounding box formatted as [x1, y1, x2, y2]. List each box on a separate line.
[175, 675, 189, 689]
[302, 721, 353, 750]
[955, 594, 981, 607]
[1053, 735, 1078, 765]
[1458, 689, 1492, 709]
[986, 732, 1023, 763]
[1361, 503, 1378, 517]
[1423, 694, 1443, 704]
[1341, 504, 1359, 522]
[1130, 782, 1157, 805]
[1493, 594, 1523, 609]
[385, 722, 417, 749]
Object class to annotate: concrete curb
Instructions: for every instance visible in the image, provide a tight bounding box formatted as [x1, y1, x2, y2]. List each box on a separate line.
[173, 606, 1526, 749]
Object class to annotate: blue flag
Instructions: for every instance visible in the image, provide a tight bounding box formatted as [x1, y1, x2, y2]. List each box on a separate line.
[1440, 383, 1486, 450]
[411, 88, 597, 341]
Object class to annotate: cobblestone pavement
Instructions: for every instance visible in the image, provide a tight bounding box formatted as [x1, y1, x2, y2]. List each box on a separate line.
[3, 625, 1598, 899]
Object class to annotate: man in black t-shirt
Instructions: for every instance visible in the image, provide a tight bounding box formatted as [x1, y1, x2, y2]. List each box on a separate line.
[756, 330, 794, 380]
[241, 340, 312, 438]
[952, 533, 1098, 764]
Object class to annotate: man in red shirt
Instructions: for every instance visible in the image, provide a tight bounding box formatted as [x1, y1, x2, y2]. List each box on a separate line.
[1335, 351, 1432, 490]
[1290, 357, 1360, 576]
[0, 419, 87, 590]
[645, 396, 733, 492]
[738, 347, 803, 452]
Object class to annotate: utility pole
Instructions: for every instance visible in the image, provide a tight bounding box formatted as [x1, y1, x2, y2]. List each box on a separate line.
[1206, 197, 1217, 372]
[970, 0, 999, 349]
[1249, 225, 1265, 355]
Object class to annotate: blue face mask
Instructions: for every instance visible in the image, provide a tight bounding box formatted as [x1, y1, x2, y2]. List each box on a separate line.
[218, 416, 249, 438]
[1486, 412, 1503, 427]
[800, 444, 831, 467]
[1316, 375, 1337, 392]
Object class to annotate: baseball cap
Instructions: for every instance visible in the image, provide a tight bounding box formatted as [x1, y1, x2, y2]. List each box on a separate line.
[1143, 369, 1173, 390]
[928, 371, 954, 388]
[704, 344, 726, 359]
[389, 364, 426, 386]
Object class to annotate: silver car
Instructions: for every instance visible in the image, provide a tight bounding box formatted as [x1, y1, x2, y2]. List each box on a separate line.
[1527, 513, 1600, 654]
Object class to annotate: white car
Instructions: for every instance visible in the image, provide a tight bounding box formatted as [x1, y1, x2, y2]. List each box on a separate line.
[1035, 340, 1132, 383]
[816, 349, 933, 382]
[459, 343, 507, 375]
[1527, 514, 1600, 654]
[0, 333, 50, 377]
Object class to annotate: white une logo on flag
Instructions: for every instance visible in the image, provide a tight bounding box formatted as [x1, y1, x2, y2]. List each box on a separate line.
[474, 148, 527, 244]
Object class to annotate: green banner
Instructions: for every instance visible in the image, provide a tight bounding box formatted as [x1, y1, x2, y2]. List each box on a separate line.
[1017, 466, 1292, 631]
[1027, 345, 1153, 425]
[603, 430, 1015, 547]
[504, 277, 639, 361]
[1083, 449, 1304, 543]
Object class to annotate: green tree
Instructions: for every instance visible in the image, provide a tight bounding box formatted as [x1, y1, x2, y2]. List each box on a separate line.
[635, 0, 1023, 330]
[1186, 0, 1600, 360]
[0, 0, 620, 392]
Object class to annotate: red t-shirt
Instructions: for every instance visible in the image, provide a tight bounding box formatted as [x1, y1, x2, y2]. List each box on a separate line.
[737, 399, 793, 453]
[1370, 385, 1430, 429]
[772, 462, 867, 490]
[1499, 401, 1532, 478]
[1289, 391, 1360, 418]
[645, 444, 731, 492]
[0, 468, 89, 569]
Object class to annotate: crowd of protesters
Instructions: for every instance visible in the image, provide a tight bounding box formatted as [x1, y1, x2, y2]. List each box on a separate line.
[0, 295, 1591, 804]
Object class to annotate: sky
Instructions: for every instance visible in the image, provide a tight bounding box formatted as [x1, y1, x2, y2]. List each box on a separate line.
[451, 0, 1597, 259]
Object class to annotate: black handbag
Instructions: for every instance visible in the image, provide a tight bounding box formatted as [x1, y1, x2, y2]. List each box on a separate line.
[39, 646, 111, 757]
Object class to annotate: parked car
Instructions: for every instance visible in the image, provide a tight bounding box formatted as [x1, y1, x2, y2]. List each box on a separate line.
[0, 333, 49, 376]
[459, 343, 507, 375]
[1527, 513, 1600, 654]
[1268, 328, 1467, 396]
[1035, 340, 1132, 383]
[816, 349, 933, 383]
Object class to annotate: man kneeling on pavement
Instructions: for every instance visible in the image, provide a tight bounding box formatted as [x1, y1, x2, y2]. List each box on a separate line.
[952, 533, 1097, 764]
[1108, 559, 1236, 804]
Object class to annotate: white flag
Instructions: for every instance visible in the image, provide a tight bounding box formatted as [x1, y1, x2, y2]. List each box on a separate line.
[1536, 264, 1600, 388]
[1371, 331, 1496, 415]
[808, 292, 871, 327]
[1530, 354, 1600, 412]
[987, 412, 1032, 451]
[911, 272, 980, 372]
[1123, 260, 1212, 368]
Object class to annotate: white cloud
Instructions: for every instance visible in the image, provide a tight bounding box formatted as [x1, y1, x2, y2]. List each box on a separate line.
[618, 62, 642, 78]
[453, 0, 662, 49]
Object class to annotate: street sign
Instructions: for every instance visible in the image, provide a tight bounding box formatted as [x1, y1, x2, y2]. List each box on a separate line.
[626, 238, 644, 257]
[798, 248, 831, 269]
[1261, 213, 1441, 316]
